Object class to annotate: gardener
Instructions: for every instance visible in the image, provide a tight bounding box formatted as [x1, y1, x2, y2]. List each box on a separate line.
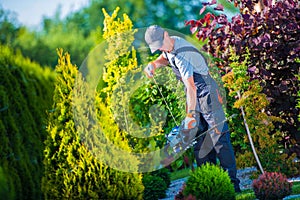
[144, 25, 241, 193]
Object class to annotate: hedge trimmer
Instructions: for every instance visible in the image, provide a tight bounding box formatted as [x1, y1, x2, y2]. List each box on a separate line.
[152, 76, 236, 165]
[165, 114, 236, 152]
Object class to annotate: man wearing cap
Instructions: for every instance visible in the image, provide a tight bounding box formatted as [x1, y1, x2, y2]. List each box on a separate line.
[144, 25, 241, 193]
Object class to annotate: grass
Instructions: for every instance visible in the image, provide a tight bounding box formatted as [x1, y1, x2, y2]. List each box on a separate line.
[170, 168, 191, 181]
[170, 169, 300, 200]
[293, 182, 300, 195]
[235, 190, 256, 200]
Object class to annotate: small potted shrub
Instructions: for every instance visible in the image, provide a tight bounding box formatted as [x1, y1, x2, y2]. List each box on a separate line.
[252, 171, 293, 200]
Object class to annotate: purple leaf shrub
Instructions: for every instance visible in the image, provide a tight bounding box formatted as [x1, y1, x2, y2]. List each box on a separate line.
[186, 0, 300, 143]
[252, 172, 293, 200]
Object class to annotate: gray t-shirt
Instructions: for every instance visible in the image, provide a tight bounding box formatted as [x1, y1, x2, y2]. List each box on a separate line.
[163, 36, 209, 79]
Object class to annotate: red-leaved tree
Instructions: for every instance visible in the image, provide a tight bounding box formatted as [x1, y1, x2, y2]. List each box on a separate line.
[186, 0, 300, 148]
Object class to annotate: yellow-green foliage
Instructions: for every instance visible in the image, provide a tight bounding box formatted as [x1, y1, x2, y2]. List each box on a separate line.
[102, 7, 136, 62]
[101, 7, 138, 98]
[0, 44, 55, 199]
[98, 7, 149, 172]
[96, 98, 142, 171]
[100, 7, 165, 169]
[100, 7, 191, 174]
[222, 48, 299, 176]
[42, 49, 143, 199]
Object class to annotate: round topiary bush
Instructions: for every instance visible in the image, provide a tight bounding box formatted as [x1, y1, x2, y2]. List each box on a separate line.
[183, 163, 235, 200]
[252, 172, 293, 200]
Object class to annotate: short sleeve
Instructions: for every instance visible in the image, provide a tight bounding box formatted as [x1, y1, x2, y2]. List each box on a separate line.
[174, 55, 193, 80]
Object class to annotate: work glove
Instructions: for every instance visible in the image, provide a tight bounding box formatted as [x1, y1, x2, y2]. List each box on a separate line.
[144, 62, 156, 78]
[183, 113, 197, 130]
[180, 113, 198, 145]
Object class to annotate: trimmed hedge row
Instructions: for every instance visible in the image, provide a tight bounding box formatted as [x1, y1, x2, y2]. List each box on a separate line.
[0, 45, 55, 199]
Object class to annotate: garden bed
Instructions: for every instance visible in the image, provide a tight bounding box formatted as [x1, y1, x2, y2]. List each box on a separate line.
[161, 167, 300, 200]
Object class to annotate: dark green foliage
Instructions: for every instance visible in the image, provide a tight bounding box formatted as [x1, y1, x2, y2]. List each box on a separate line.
[141, 167, 171, 200]
[0, 44, 55, 199]
[0, 166, 15, 200]
[0, 7, 19, 45]
[183, 163, 235, 200]
[151, 167, 172, 188]
[127, 67, 185, 148]
[142, 174, 168, 200]
[292, 182, 300, 195]
[252, 172, 293, 200]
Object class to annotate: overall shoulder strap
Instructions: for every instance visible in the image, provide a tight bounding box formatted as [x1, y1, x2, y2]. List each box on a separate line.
[174, 46, 201, 55]
[174, 46, 209, 67]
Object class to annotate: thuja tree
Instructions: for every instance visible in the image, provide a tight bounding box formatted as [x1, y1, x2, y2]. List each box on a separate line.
[101, 7, 191, 172]
[186, 0, 300, 144]
[42, 49, 144, 199]
[100, 7, 164, 162]
[222, 49, 299, 176]
[0, 45, 55, 199]
[100, 7, 145, 153]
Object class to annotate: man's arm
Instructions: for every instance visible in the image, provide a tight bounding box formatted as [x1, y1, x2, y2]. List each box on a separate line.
[183, 76, 197, 114]
[144, 54, 169, 78]
[182, 76, 197, 129]
[152, 54, 169, 68]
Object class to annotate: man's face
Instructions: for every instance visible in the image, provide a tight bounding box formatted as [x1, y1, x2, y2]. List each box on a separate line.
[159, 32, 174, 53]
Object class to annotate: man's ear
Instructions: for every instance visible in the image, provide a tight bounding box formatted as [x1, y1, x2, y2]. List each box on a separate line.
[164, 31, 169, 39]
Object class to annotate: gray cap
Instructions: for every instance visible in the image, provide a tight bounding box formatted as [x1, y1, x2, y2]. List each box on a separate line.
[145, 25, 165, 53]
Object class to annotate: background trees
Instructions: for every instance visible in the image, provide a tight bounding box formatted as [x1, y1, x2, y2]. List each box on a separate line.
[1, 0, 233, 68]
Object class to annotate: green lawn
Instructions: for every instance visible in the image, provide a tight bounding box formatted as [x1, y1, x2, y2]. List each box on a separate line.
[170, 168, 191, 181]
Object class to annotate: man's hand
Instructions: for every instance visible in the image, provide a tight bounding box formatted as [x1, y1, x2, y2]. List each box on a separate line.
[183, 113, 197, 130]
[144, 62, 156, 78]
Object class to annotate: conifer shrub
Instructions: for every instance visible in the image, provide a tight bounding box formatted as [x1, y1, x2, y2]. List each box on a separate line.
[252, 172, 293, 200]
[142, 174, 167, 200]
[100, 6, 189, 173]
[142, 167, 171, 200]
[42, 49, 144, 199]
[0, 166, 15, 200]
[0, 44, 55, 199]
[183, 163, 235, 200]
[151, 167, 171, 188]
